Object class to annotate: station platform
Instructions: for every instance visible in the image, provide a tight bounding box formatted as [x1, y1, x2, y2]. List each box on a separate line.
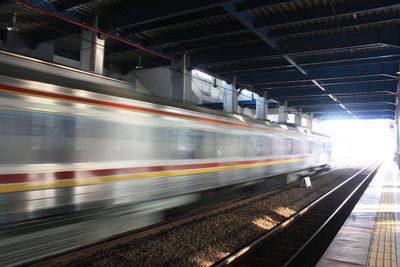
[318, 161, 400, 267]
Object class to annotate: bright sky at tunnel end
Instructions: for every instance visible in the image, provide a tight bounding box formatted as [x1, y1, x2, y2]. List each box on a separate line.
[321, 119, 395, 161]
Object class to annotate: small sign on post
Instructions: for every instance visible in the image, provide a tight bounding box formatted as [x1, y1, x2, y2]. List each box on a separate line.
[301, 176, 312, 189]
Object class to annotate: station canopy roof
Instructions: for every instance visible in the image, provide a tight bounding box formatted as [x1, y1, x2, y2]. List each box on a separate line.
[0, 0, 399, 120]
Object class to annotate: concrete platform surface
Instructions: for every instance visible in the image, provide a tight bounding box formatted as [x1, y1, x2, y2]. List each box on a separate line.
[318, 160, 399, 267]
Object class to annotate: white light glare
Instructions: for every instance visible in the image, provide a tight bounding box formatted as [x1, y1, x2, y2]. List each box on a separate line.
[233, 114, 245, 122]
[321, 120, 394, 160]
[312, 80, 326, 91]
[328, 94, 338, 102]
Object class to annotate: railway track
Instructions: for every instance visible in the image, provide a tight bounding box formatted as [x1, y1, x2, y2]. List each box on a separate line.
[214, 163, 380, 267]
[22, 161, 366, 266]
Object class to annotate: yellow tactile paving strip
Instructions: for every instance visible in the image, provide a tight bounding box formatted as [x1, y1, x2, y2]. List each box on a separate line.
[367, 169, 397, 267]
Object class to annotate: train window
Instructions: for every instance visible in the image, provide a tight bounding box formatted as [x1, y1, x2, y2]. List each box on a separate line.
[255, 135, 263, 156]
[316, 141, 322, 153]
[285, 138, 294, 154]
[264, 136, 272, 155]
[292, 139, 300, 154]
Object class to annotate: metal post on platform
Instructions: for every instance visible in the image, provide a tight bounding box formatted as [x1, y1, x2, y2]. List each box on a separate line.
[80, 16, 105, 74]
[223, 76, 238, 114]
[294, 108, 302, 126]
[395, 69, 400, 166]
[256, 91, 267, 120]
[306, 113, 314, 130]
[170, 53, 192, 103]
[278, 101, 288, 124]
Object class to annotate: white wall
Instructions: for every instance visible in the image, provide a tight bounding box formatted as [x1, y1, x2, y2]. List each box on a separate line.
[192, 70, 224, 103]
[133, 67, 171, 99]
[53, 55, 80, 69]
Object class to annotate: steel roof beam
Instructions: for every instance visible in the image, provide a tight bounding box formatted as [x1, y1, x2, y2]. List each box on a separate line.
[53, 0, 97, 11]
[292, 102, 395, 108]
[241, 62, 398, 85]
[100, 0, 237, 30]
[312, 110, 395, 114]
[262, 85, 397, 99]
[253, 0, 400, 28]
[269, 83, 397, 96]
[106, 22, 248, 56]
[214, 54, 400, 76]
[102, 1, 396, 57]
[266, 80, 397, 93]
[269, 89, 397, 99]
[199, 45, 393, 69]
[195, 27, 399, 65]
[266, 86, 396, 94]
[109, 1, 400, 57]
[120, 0, 398, 37]
[304, 107, 396, 113]
[30, 25, 82, 48]
[322, 115, 394, 121]
[288, 95, 396, 106]
[222, 2, 331, 102]
[17, 0, 92, 48]
[275, 95, 397, 102]
[16, 0, 88, 21]
[322, 114, 394, 120]
[120, 8, 226, 36]
[0, 0, 15, 8]
[103, 21, 398, 65]
[166, 35, 262, 54]
[222, 2, 279, 50]
[273, 12, 400, 39]
[233, 58, 400, 78]
[275, 91, 396, 99]
[253, 75, 397, 88]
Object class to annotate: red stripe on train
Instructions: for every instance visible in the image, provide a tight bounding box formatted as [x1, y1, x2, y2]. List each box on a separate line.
[0, 156, 310, 184]
[0, 84, 293, 135]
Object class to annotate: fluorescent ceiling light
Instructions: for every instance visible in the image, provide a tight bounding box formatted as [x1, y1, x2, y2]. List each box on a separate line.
[312, 80, 326, 91]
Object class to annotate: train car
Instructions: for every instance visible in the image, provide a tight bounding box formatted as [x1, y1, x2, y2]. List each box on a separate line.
[0, 75, 331, 225]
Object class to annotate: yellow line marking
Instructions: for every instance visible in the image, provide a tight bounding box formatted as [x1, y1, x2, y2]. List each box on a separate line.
[366, 167, 397, 267]
[0, 158, 315, 193]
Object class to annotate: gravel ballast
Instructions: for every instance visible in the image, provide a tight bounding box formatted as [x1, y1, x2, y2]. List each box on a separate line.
[60, 163, 369, 266]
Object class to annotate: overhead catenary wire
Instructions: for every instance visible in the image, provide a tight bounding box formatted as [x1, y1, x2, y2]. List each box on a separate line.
[0, 9, 270, 109]
[9, 0, 277, 112]
[14, 0, 253, 90]
[241, 0, 358, 119]
[8, 0, 332, 121]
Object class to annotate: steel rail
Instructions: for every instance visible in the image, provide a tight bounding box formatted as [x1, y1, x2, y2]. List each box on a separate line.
[282, 162, 381, 267]
[214, 162, 380, 266]
[28, 165, 337, 267]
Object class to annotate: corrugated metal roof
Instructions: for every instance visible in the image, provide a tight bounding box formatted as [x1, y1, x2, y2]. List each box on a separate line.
[0, 0, 397, 119]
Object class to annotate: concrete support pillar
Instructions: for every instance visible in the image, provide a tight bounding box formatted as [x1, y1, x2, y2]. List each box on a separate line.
[0, 31, 5, 49]
[80, 17, 104, 74]
[306, 113, 314, 129]
[256, 92, 267, 120]
[223, 76, 238, 114]
[278, 101, 288, 123]
[395, 80, 400, 166]
[294, 108, 302, 126]
[170, 53, 192, 102]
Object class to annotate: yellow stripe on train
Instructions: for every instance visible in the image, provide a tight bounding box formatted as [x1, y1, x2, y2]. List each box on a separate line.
[0, 158, 316, 193]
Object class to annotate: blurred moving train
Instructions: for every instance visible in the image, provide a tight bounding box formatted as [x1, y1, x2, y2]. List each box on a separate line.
[0, 72, 331, 225]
